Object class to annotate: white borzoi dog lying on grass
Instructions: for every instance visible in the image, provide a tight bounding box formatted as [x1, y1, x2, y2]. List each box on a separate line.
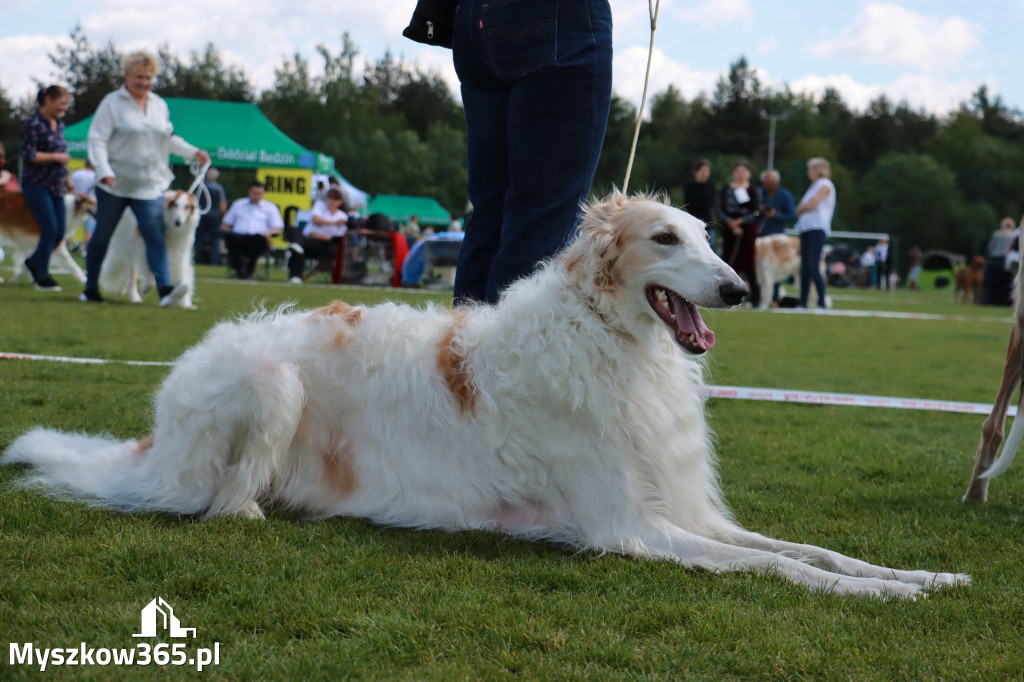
[0, 191, 95, 284]
[4, 192, 968, 598]
[99, 189, 200, 308]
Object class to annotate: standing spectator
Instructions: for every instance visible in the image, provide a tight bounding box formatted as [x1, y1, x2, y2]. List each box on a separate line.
[757, 169, 796, 237]
[448, 212, 463, 233]
[907, 245, 923, 291]
[451, 0, 613, 305]
[794, 157, 836, 309]
[875, 237, 891, 290]
[222, 180, 283, 279]
[83, 50, 211, 305]
[288, 188, 347, 284]
[403, 215, 422, 250]
[70, 159, 97, 255]
[860, 245, 876, 288]
[757, 169, 797, 305]
[683, 159, 716, 234]
[195, 167, 227, 265]
[983, 217, 1017, 305]
[717, 160, 761, 306]
[20, 85, 73, 292]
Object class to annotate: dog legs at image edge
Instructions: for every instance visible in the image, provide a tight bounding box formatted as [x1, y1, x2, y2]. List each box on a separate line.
[965, 326, 1023, 503]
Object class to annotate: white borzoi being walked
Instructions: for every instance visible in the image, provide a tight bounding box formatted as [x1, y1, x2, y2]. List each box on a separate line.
[0, 191, 95, 284]
[4, 192, 968, 598]
[98, 189, 200, 308]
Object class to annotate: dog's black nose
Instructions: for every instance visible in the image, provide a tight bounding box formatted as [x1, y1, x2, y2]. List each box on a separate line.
[719, 281, 748, 306]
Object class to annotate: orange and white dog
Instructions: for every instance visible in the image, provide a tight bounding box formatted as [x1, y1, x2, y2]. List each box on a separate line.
[754, 233, 829, 309]
[954, 256, 985, 305]
[99, 190, 200, 308]
[5, 193, 967, 598]
[0, 191, 95, 284]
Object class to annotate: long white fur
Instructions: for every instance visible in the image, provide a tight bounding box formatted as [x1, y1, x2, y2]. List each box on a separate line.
[99, 190, 200, 308]
[4, 192, 968, 599]
[5, 193, 93, 284]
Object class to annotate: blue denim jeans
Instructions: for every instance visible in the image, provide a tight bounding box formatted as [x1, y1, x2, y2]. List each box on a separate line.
[86, 188, 169, 291]
[452, 0, 613, 304]
[799, 229, 828, 308]
[21, 180, 65, 279]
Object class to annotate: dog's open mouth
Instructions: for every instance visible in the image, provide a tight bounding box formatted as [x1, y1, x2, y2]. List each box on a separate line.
[645, 286, 715, 354]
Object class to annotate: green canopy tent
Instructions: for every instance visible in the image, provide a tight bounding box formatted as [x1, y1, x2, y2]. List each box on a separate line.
[368, 194, 452, 226]
[63, 97, 334, 173]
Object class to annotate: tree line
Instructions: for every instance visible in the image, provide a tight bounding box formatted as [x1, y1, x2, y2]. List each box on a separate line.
[2, 29, 1023, 272]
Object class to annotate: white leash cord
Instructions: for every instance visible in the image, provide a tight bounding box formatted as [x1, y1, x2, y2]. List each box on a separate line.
[187, 159, 213, 215]
[622, 0, 660, 194]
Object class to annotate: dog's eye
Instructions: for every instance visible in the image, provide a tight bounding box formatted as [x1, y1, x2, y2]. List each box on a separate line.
[652, 232, 678, 246]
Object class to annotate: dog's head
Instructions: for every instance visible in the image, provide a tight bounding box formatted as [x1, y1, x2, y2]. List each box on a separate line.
[163, 190, 200, 231]
[562, 192, 747, 355]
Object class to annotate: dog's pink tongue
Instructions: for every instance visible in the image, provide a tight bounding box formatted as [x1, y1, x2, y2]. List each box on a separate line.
[670, 293, 715, 351]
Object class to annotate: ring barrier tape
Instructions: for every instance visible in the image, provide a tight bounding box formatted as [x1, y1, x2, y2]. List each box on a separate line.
[0, 351, 1012, 417]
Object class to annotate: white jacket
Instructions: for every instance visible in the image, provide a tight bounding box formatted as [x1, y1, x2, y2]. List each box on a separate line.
[88, 87, 199, 199]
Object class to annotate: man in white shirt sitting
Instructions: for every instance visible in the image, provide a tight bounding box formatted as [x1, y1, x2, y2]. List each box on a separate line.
[288, 188, 348, 283]
[222, 180, 284, 279]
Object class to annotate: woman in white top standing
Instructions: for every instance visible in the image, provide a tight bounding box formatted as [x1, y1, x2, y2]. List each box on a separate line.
[794, 157, 836, 309]
[82, 50, 211, 305]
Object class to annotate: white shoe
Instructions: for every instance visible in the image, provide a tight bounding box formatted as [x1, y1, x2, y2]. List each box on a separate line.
[289, 276, 303, 284]
[288, 243, 305, 255]
[159, 282, 190, 308]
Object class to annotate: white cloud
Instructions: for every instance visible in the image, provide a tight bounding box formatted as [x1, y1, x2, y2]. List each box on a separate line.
[0, 34, 67, 100]
[673, 0, 752, 31]
[788, 72, 983, 114]
[613, 45, 719, 110]
[809, 2, 982, 72]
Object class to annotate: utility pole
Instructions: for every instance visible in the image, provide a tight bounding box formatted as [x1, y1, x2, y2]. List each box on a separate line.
[759, 110, 790, 171]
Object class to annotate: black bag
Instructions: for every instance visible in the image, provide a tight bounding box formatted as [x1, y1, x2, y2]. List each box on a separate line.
[402, 0, 458, 49]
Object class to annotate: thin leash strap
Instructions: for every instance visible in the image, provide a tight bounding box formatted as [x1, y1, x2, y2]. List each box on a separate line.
[187, 159, 213, 215]
[622, 0, 660, 194]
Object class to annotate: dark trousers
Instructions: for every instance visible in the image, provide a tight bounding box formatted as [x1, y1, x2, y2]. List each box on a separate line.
[195, 213, 223, 265]
[21, 181, 65, 279]
[799, 229, 828, 308]
[224, 232, 269, 278]
[451, 0, 613, 304]
[288, 237, 340, 279]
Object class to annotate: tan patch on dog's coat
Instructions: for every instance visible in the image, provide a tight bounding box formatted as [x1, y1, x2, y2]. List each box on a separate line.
[134, 434, 155, 457]
[322, 443, 358, 496]
[437, 312, 476, 415]
[311, 300, 364, 345]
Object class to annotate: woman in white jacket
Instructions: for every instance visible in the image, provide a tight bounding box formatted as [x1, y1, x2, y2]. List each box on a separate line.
[82, 50, 210, 305]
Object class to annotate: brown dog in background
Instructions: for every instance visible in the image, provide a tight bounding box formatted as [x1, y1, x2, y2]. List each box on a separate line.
[955, 256, 985, 304]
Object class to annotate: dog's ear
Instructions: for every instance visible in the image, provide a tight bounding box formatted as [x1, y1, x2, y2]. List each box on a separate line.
[562, 194, 627, 302]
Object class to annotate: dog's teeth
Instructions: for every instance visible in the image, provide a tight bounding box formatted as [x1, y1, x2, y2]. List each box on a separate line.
[688, 333, 696, 343]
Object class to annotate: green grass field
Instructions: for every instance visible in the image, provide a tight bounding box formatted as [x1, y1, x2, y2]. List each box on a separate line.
[2, 264, 1023, 680]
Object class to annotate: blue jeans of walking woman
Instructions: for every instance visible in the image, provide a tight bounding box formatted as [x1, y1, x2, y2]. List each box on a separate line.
[799, 229, 828, 308]
[86, 188, 170, 292]
[21, 180, 65, 279]
[452, 0, 613, 304]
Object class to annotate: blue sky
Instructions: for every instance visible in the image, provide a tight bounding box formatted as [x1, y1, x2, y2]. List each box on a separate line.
[1, 0, 1021, 116]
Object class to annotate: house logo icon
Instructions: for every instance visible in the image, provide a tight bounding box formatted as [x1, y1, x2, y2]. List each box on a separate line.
[133, 597, 196, 638]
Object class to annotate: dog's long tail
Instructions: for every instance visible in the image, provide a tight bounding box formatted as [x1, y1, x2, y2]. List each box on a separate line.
[981, 411, 1023, 480]
[3, 316, 306, 515]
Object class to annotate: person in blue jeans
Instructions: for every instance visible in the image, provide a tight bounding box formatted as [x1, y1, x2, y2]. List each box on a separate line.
[794, 158, 837, 309]
[83, 50, 210, 305]
[451, 0, 613, 305]
[19, 85, 73, 292]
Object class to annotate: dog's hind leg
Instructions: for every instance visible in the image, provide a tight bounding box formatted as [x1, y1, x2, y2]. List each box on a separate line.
[965, 326, 1023, 503]
[50, 242, 87, 283]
